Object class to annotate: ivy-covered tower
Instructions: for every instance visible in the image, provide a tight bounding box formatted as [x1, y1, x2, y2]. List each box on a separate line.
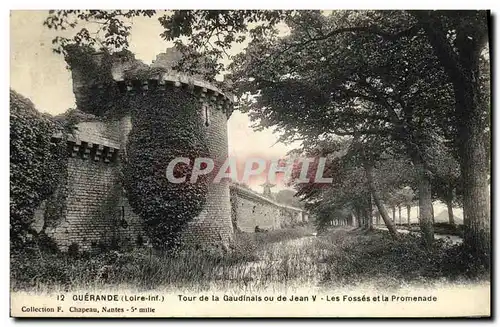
[57, 47, 235, 250]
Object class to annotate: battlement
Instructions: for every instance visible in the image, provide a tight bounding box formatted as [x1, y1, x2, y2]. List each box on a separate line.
[114, 74, 235, 119]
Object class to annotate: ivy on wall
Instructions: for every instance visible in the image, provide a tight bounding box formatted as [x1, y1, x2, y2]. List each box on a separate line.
[122, 88, 210, 250]
[10, 90, 67, 248]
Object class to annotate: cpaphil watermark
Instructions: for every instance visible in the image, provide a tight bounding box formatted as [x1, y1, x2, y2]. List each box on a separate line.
[165, 157, 333, 184]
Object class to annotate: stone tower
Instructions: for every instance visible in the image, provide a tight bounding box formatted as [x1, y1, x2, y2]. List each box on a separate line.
[45, 47, 235, 251]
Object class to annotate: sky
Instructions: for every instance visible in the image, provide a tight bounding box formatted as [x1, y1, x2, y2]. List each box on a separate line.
[10, 10, 299, 193]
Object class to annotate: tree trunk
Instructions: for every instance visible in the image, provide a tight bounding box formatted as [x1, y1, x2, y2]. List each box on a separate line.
[455, 54, 490, 265]
[457, 91, 490, 264]
[446, 199, 455, 225]
[431, 202, 435, 224]
[364, 163, 398, 238]
[398, 205, 402, 225]
[416, 12, 490, 265]
[366, 194, 373, 230]
[355, 206, 362, 228]
[446, 188, 455, 225]
[376, 211, 381, 225]
[415, 160, 435, 245]
[361, 201, 368, 229]
[392, 206, 396, 225]
[406, 205, 411, 227]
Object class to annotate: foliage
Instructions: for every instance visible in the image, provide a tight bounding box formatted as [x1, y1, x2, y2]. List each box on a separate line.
[44, 10, 287, 79]
[11, 226, 312, 291]
[396, 186, 416, 208]
[275, 189, 304, 208]
[62, 44, 129, 116]
[320, 228, 488, 286]
[10, 90, 67, 247]
[122, 89, 209, 250]
[44, 10, 156, 53]
[53, 108, 102, 129]
[427, 139, 462, 206]
[289, 135, 416, 233]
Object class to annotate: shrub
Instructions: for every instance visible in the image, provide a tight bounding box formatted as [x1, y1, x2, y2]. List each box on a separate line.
[136, 234, 145, 246]
[68, 243, 80, 257]
[10, 227, 488, 292]
[35, 232, 59, 254]
[319, 229, 488, 287]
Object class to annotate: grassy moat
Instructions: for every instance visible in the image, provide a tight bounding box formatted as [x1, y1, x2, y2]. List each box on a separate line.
[10, 225, 489, 293]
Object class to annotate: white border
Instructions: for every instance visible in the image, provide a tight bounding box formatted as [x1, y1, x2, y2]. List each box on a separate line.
[2, 2, 498, 326]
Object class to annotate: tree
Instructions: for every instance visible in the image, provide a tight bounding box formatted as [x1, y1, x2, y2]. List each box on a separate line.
[289, 136, 400, 237]
[430, 141, 462, 225]
[406, 11, 491, 264]
[275, 189, 304, 208]
[384, 192, 399, 225]
[399, 186, 416, 226]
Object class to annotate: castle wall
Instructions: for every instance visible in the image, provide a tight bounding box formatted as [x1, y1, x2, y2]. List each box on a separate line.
[230, 185, 308, 233]
[49, 158, 143, 251]
[33, 118, 307, 251]
[33, 48, 307, 252]
[43, 121, 144, 251]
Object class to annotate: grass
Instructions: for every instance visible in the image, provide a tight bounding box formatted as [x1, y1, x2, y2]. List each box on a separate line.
[10, 225, 489, 293]
[391, 222, 465, 237]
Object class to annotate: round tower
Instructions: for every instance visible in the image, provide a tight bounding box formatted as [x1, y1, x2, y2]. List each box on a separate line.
[67, 47, 235, 249]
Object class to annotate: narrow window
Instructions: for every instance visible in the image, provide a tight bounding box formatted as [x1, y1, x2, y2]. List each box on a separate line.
[204, 104, 210, 127]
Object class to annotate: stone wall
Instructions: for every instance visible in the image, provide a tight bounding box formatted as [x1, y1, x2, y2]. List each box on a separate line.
[46, 157, 143, 251]
[35, 103, 236, 250]
[230, 185, 308, 233]
[38, 120, 145, 251]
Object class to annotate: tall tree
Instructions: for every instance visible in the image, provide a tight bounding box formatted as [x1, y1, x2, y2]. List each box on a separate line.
[399, 186, 416, 226]
[408, 11, 490, 264]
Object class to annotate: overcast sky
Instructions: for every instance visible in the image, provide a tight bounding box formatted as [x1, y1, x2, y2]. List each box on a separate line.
[10, 10, 299, 192]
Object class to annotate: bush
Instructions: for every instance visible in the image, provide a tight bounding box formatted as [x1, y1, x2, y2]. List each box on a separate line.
[252, 226, 314, 245]
[10, 90, 66, 247]
[35, 232, 59, 254]
[319, 229, 488, 286]
[68, 243, 80, 258]
[433, 223, 464, 237]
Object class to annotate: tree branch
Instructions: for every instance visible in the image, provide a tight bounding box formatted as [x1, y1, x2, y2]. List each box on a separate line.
[409, 11, 464, 85]
[334, 128, 394, 137]
[280, 23, 422, 55]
